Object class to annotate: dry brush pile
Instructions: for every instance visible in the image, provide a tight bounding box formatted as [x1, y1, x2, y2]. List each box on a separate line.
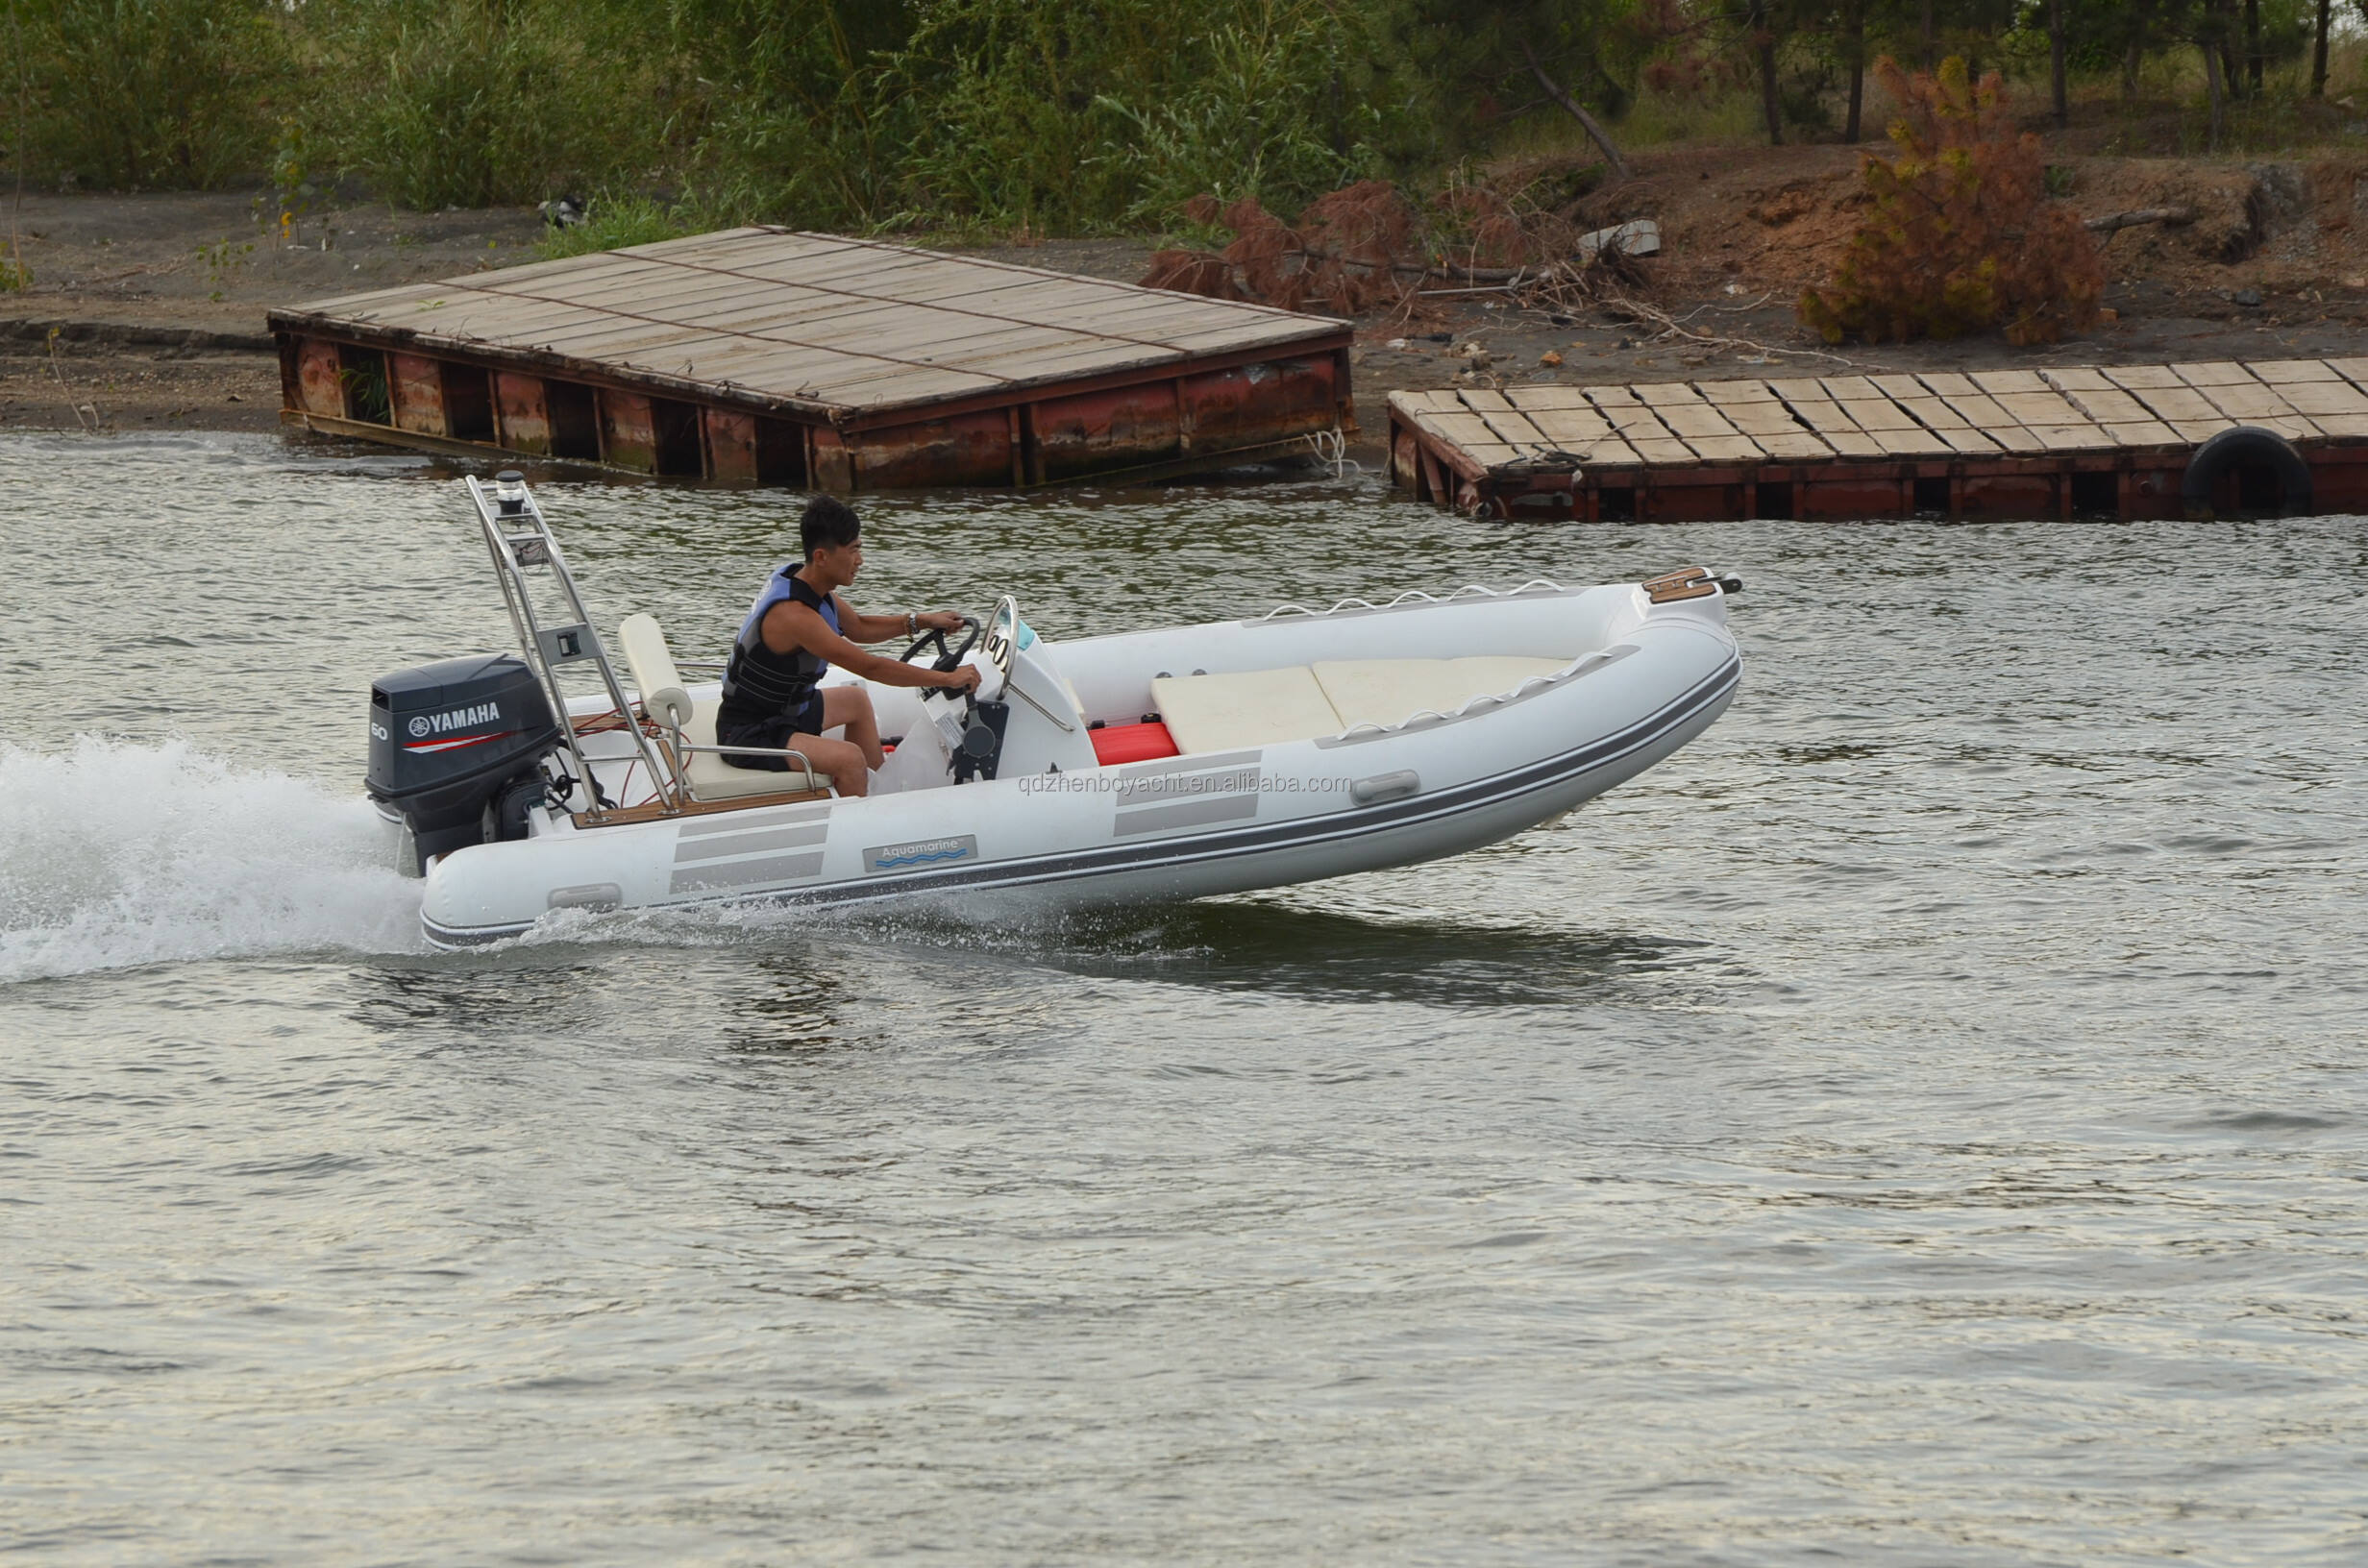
[1139, 177, 1654, 324]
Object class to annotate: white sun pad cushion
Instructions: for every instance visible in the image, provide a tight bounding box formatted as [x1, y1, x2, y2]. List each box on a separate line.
[1152, 667, 1345, 754]
[1313, 656, 1571, 731]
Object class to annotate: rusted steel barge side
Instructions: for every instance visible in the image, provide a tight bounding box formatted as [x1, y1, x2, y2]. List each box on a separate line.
[268, 228, 1353, 490]
[1390, 363, 2368, 520]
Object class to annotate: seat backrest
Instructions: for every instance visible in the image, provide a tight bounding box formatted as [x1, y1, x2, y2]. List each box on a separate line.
[617, 613, 695, 729]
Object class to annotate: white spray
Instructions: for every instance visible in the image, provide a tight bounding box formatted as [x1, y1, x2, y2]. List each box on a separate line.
[0, 736, 425, 983]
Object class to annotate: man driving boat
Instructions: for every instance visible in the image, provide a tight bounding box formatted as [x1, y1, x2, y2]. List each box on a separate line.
[717, 497, 979, 796]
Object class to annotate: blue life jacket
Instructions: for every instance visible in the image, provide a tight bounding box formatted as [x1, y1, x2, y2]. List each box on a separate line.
[718, 564, 842, 730]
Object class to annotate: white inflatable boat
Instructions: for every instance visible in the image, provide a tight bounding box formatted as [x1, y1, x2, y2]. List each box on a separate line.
[367, 476, 1742, 948]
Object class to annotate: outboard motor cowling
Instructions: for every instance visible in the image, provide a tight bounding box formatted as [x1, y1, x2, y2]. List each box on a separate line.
[367, 653, 559, 871]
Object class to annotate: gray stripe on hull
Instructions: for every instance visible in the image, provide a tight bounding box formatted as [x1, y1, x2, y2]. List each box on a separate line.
[678, 802, 833, 838]
[1115, 764, 1258, 807]
[1110, 748, 1260, 779]
[1114, 793, 1260, 836]
[674, 823, 829, 863]
[670, 850, 826, 894]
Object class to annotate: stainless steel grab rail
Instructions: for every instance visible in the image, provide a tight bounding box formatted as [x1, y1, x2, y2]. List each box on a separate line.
[465, 473, 677, 820]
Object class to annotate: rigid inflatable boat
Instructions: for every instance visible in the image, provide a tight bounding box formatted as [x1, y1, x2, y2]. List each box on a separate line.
[368, 476, 1743, 948]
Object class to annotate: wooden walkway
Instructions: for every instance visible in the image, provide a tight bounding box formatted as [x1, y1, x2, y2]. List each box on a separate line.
[270, 229, 1353, 489]
[1389, 360, 2368, 520]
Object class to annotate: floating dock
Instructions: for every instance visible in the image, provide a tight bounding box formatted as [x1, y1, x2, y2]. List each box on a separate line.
[1388, 361, 2368, 520]
[269, 229, 1353, 489]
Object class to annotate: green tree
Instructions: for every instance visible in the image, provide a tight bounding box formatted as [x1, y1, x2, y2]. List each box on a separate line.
[1419, 0, 1683, 173]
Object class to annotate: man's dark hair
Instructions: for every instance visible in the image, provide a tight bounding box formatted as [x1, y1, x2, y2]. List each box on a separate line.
[800, 495, 860, 558]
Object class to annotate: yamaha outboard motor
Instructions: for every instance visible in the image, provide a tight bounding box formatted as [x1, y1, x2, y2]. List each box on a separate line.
[367, 653, 559, 872]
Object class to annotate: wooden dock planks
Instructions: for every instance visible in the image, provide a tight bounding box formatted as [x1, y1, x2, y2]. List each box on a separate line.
[1389, 357, 2368, 478]
[277, 228, 1344, 415]
[1389, 357, 2368, 518]
[272, 227, 1357, 489]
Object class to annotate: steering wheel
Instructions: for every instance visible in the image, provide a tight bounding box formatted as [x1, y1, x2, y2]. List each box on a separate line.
[903, 614, 979, 703]
[899, 614, 979, 670]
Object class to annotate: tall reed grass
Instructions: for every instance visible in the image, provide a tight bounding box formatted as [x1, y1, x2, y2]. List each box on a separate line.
[892, 0, 1409, 230]
[15, 0, 286, 189]
[295, 0, 660, 210]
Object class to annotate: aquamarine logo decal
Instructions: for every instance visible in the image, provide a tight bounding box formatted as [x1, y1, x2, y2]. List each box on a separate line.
[863, 834, 977, 873]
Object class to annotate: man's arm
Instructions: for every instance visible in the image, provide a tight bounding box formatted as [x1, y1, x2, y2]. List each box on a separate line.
[765, 602, 978, 692]
[832, 596, 964, 645]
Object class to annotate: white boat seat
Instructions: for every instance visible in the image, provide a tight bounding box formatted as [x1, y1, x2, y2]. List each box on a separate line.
[1151, 656, 1575, 754]
[678, 695, 828, 800]
[1314, 656, 1570, 731]
[616, 611, 826, 800]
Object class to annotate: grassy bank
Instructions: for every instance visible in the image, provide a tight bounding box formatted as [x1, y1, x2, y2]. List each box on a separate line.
[9, 0, 2368, 242]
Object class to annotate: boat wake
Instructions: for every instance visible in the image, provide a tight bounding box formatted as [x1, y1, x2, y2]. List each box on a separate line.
[0, 737, 425, 983]
[0, 736, 1237, 979]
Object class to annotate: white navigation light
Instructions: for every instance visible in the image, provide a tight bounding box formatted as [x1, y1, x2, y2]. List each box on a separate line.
[493, 470, 528, 515]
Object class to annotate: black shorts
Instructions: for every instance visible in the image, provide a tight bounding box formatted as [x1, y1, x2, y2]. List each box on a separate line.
[717, 693, 826, 772]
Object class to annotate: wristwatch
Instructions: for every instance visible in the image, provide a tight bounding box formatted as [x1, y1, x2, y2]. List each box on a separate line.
[905, 611, 917, 635]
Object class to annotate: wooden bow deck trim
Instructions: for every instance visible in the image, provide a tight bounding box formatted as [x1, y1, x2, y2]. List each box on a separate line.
[270, 227, 1355, 491]
[1388, 359, 2368, 520]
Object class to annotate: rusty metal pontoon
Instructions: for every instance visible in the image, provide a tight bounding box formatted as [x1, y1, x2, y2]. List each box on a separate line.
[272, 228, 1355, 490]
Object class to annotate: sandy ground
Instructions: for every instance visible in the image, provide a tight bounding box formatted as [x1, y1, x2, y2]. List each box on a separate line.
[8, 155, 2368, 454]
[0, 191, 544, 436]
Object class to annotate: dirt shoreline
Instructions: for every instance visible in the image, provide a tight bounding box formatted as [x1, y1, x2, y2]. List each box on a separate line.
[10, 156, 2368, 458]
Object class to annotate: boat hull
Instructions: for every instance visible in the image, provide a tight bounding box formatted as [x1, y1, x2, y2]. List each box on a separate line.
[417, 585, 1740, 947]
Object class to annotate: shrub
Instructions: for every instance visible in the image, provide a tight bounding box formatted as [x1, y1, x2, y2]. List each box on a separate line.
[657, 0, 916, 232]
[17, 0, 287, 189]
[891, 0, 1407, 231]
[1088, 10, 1381, 225]
[297, 0, 655, 210]
[1799, 58, 2103, 347]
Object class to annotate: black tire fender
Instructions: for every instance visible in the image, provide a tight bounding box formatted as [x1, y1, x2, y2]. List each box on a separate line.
[2182, 425, 2312, 518]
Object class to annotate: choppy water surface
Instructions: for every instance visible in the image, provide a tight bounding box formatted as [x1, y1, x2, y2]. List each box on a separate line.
[3, 430, 2363, 1565]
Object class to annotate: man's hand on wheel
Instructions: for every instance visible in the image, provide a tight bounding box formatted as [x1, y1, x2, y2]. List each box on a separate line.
[918, 609, 966, 632]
